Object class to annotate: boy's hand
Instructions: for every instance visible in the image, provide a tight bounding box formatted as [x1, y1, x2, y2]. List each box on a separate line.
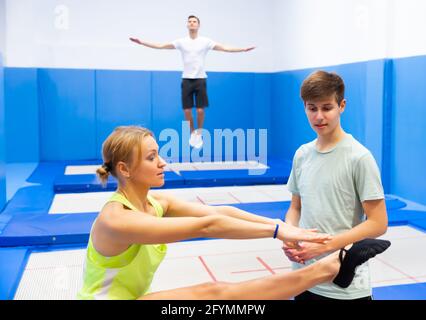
[284, 242, 331, 264]
[282, 241, 305, 264]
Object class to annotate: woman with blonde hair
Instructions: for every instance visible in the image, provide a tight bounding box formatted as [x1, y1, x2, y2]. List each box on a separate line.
[77, 125, 390, 300]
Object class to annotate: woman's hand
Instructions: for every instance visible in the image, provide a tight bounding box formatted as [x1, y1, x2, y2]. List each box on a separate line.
[276, 221, 332, 244]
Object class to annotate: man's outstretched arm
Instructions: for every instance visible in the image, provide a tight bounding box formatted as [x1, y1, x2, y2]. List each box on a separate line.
[213, 43, 255, 52]
[129, 37, 175, 49]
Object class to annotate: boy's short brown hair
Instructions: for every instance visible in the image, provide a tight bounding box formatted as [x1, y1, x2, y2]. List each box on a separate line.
[301, 70, 345, 105]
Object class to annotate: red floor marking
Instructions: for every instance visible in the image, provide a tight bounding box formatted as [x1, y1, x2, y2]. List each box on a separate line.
[166, 248, 281, 260]
[228, 192, 242, 203]
[256, 257, 276, 275]
[375, 256, 420, 283]
[196, 196, 206, 205]
[198, 256, 217, 282]
[373, 277, 418, 284]
[231, 266, 291, 274]
[258, 189, 276, 201]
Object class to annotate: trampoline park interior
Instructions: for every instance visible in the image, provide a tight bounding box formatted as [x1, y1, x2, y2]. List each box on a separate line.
[1, 0, 426, 300]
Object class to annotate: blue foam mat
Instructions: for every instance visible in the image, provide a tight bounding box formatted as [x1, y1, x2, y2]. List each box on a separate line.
[0, 247, 29, 300]
[388, 210, 426, 226]
[1, 160, 424, 300]
[373, 282, 426, 300]
[0, 213, 97, 246]
[385, 195, 407, 211]
[232, 201, 290, 220]
[0, 186, 54, 235]
[51, 159, 292, 192]
[54, 171, 185, 193]
[0, 199, 289, 246]
[26, 160, 101, 184]
[0, 180, 416, 247]
[409, 218, 426, 232]
[180, 159, 292, 187]
[181, 168, 289, 187]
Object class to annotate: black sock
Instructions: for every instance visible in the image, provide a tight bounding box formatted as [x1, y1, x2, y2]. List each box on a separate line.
[333, 238, 391, 288]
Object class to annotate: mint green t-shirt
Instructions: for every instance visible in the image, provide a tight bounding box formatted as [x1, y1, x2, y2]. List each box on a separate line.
[287, 133, 384, 299]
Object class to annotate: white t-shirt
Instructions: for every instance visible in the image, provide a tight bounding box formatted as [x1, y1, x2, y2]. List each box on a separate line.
[172, 36, 216, 79]
[287, 133, 385, 299]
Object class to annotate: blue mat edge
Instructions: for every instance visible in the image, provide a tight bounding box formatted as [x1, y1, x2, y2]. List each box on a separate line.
[0, 247, 30, 300]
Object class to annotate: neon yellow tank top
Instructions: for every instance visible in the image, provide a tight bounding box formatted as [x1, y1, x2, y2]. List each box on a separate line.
[77, 193, 167, 300]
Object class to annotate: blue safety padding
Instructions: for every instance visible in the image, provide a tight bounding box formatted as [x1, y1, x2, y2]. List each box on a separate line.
[181, 166, 291, 187]
[4, 67, 40, 162]
[387, 210, 426, 226]
[373, 282, 426, 300]
[0, 247, 29, 300]
[0, 213, 97, 246]
[385, 195, 407, 211]
[0, 181, 411, 245]
[0, 54, 5, 211]
[1, 186, 53, 216]
[53, 171, 185, 193]
[26, 160, 102, 184]
[38, 68, 97, 161]
[150, 71, 183, 137]
[202, 72, 255, 141]
[0, 201, 290, 246]
[231, 201, 291, 220]
[271, 59, 386, 170]
[181, 158, 290, 187]
[49, 159, 292, 192]
[391, 55, 426, 205]
[95, 70, 152, 153]
[409, 218, 426, 232]
[253, 73, 272, 130]
[54, 174, 116, 193]
[381, 59, 393, 191]
[0, 185, 54, 236]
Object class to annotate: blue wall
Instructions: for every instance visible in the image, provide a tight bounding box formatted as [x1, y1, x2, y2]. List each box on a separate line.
[271, 60, 385, 168]
[390, 55, 426, 205]
[38, 68, 97, 160]
[6, 68, 271, 162]
[0, 54, 6, 210]
[3, 56, 426, 205]
[4, 68, 39, 162]
[270, 57, 426, 205]
[95, 70, 152, 155]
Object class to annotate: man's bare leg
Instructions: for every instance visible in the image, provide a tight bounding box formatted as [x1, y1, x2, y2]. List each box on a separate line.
[196, 107, 205, 133]
[184, 108, 195, 133]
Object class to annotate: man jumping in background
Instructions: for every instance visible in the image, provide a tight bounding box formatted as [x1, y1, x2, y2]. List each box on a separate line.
[130, 15, 255, 148]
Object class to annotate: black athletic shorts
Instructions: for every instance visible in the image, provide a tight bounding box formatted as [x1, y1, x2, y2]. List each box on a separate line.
[181, 78, 209, 109]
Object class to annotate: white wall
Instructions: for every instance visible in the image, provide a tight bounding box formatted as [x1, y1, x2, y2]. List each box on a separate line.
[0, 0, 5, 55]
[4, 0, 426, 72]
[4, 0, 274, 72]
[391, 0, 426, 58]
[273, 0, 426, 71]
[272, 0, 389, 71]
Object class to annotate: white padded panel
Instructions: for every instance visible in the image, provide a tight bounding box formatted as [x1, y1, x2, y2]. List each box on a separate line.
[65, 161, 269, 175]
[49, 185, 292, 214]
